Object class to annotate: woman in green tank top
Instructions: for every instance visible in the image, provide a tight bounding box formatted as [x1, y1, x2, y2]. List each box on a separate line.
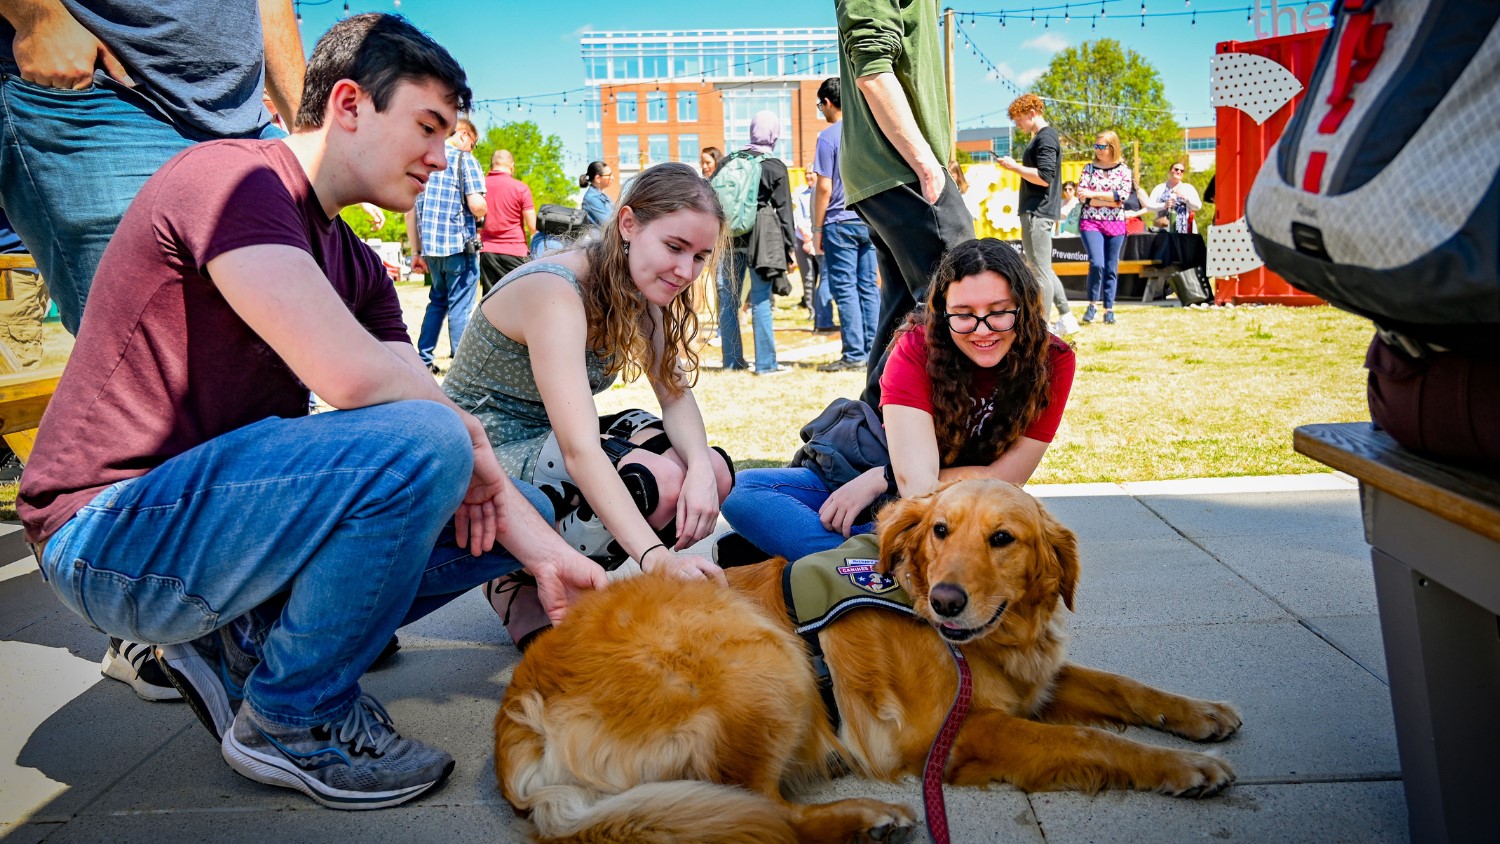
[443, 163, 736, 649]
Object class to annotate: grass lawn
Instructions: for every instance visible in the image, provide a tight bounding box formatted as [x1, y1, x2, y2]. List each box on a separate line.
[598, 300, 1374, 483]
[0, 291, 1375, 520]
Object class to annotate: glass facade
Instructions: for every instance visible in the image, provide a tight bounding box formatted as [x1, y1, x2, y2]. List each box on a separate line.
[648, 134, 670, 165]
[582, 29, 838, 84]
[677, 91, 698, 122]
[1187, 136, 1217, 151]
[618, 135, 640, 168]
[723, 89, 794, 162]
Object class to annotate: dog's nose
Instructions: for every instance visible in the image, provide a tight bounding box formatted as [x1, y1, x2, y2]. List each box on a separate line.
[929, 583, 968, 618]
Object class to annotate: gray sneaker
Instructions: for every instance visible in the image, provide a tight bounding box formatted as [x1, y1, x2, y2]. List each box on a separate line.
[221, 694, 454, 810]
[155, 628, 255, 741]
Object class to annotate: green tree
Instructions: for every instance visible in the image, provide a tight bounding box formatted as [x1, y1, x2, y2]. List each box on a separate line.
[339, 204, 407, 246]
[1030, 39, 1184, 187]
[472, 120, 576, 208]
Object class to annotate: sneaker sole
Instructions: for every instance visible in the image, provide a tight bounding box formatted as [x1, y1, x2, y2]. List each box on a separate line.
[155, 644, 234, 741]
[101, 648, 183, 702]
[222, 730, 453, 810]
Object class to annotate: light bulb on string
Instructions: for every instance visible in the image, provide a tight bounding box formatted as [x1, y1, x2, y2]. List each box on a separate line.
[1064, 4, 1071, 21]
[1091, 14, 1096, 28]
[342, 0, 349, 16]
[1100, 0, 1107, 17]
[1191, 10, 1197, 24]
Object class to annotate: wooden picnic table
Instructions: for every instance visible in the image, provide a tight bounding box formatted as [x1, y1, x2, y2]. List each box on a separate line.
[0, 253, 56, 461]
[1294, 422, 1500, 844]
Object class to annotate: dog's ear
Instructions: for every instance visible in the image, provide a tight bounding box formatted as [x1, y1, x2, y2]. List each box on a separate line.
[876, 495, 927, 576]
[1038, 505, 1080, 611]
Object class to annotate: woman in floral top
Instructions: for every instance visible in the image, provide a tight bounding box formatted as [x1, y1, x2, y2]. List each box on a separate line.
[1076, 131, 1134, 325]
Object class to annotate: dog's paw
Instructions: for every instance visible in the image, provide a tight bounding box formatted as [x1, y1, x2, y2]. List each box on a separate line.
[1159, 751, 1236, 798]
[1164, 700, 1242, 742]
[848, 800, 917, 843]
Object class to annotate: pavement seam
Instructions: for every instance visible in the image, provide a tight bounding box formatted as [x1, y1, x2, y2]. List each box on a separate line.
[1127, 493, 1389, 687]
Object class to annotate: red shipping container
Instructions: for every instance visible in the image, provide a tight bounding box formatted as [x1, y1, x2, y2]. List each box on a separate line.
[1214, 29, 1330, 305]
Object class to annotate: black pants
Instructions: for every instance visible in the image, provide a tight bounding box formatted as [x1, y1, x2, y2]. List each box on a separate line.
[479, 252, 527, 295]
[850, 176, 974, 405]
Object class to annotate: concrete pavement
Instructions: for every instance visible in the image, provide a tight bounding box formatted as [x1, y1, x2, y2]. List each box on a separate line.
[0, 472, 1407, 843]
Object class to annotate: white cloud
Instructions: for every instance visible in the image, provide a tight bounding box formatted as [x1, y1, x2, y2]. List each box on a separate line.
[990, 62, 1047, 88]
[1022, 33, 1070, 53]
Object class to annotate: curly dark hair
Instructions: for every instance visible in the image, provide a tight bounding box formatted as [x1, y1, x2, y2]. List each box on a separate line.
[903, 238, 1056, 467]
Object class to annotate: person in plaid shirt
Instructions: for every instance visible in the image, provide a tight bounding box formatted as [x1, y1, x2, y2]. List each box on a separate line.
[406, 116, 485, 372]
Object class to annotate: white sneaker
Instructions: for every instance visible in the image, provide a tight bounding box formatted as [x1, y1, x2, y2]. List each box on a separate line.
[1056, 313, 1082, 336]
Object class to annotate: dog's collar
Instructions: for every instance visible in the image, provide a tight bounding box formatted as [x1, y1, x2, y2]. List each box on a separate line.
[782, 533, 921, 731]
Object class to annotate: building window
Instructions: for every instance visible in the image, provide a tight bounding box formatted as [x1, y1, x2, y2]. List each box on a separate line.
[678, 134, 699, 165]
[1187, 136, 1218, 151]
[618, 135, 641, 169]
[647, 91, 667, 122]
[969, 150, 993, 162]
[648, 134, 670, 165]
[616, 93, 638, 123]
[643, 53, 668, 78]
[990, 134, 1012, 158]
[677, 91, 698, 123]
[587, 141, 602, 163]
[613, 56, 639, 80]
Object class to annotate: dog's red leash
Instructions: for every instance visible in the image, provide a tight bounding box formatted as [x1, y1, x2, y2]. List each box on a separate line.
[922, 642, 973, 844]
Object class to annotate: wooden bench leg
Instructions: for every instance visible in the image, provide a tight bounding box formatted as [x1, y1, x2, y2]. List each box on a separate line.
[1367, 489, 1500, 844]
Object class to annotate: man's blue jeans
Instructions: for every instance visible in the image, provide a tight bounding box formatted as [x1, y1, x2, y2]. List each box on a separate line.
[38, 401, 541, 728]
[417, 252, 480, 365]
[822, 220, 879, 363]
[718, 249, 778, 372]
[721, 467, 876, 562]
[0, 69, 199, 335]
[1080, 227, 1125, 310]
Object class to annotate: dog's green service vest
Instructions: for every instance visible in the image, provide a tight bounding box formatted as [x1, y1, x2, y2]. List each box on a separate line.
[781, 533, 920, 729]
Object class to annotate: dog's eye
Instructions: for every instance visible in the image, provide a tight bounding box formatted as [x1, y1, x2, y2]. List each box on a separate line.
[989, 530, 1015, 547]
[933, 523, 948, 539]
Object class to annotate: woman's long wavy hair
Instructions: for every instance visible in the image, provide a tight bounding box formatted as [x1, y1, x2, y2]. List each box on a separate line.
[580, 162, 726, 396]
[909, 238, 1055, 467]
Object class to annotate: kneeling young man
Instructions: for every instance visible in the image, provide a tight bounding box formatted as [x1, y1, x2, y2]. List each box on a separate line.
[18, 13, 605, 810]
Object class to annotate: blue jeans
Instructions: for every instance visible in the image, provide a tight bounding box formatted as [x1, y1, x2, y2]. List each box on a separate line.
[721, 467, 877, 561]
[1080, 227, 1125, 310]
[38, 401, 543, 728]
[417, 252, 480, 364]
[0, 70, 199, 335]
[822, 219, 880, 363]
[719, 249, 777, 372]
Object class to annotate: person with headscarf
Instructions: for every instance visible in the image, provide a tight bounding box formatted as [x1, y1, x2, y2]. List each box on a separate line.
[711, 110, 796, 375]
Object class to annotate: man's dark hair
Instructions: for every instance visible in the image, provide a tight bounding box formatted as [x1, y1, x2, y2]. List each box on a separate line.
[817, 77, 841, 109]
[296, 13, 472, 129]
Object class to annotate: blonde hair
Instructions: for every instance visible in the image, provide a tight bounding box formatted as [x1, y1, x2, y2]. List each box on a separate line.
[1094, 130, 1122, 165]
[580, 162, 727, 396]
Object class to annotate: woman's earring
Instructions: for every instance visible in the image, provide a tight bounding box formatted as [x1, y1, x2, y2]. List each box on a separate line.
[623, 240, 631, 256]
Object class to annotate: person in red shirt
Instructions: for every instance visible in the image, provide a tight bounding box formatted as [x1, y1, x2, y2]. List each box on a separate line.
[478, 148, 536, 293]
[721, 238, 1075, 561]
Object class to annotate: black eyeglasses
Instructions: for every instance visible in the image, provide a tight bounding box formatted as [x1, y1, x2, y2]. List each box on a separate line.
[944, 309, 1019, 333]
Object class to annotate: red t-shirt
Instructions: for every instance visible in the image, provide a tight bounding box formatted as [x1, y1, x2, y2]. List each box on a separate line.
[19, 139, 409, 543]
[480, 171, 535, 257]
[878, 325, 1075, 446]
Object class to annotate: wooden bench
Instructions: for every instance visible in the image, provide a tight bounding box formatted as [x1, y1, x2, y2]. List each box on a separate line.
[0, 253, 58, 462]
[1294, 422, 1500, 843]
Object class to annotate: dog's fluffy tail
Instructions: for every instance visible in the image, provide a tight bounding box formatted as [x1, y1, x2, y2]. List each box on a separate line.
[526, 780, 799, 844]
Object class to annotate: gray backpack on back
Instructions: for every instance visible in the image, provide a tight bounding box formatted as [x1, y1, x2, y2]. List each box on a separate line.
[1245, 0, 1500, 358]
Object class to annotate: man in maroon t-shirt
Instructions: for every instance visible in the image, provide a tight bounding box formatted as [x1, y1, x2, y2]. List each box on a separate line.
[478, 148, 535, 292]
[17, 14, 605, 811]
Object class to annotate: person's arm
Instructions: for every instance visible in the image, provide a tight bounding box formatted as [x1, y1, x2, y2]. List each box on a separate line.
[0, 0, 132, 88]
[856, 73, 946, 204]
[497, 273, 723, 584]
[767, 164, 797, 262]
[522, 208, 536, 242]
[206, 243, 519, 550]
[1140, 184, 1167, 211]
[998, 156, 1048, 188]
[811, 175, 832, 256]
[938, 437, 1050, 486]
[1175, 182, 1203, 212]
[258, 0, 303, 124]
[404, 207, 427, 274]
[462, 153, 486, 220]
[644, 315, 723, 553]
[883, 404, 943, 498]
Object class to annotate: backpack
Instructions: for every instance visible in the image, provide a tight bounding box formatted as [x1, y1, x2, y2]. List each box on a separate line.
[1244, 0, 1500, 358]
[536, 204, 586, 237]
[710, 151, 765, 237]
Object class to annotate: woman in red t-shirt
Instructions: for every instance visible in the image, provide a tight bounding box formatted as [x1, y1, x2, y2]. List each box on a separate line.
[719, 238, 1076, 563]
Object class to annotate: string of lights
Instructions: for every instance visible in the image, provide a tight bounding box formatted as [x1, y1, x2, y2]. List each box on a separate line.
[952, 0, 1329, 30]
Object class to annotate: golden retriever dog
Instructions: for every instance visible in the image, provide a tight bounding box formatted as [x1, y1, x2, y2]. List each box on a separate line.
[496, 479, 1240, 843]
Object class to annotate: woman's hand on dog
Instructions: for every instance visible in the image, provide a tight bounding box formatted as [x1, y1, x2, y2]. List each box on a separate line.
[820, 467, 889, 537]
[642, 547, 727, 586]
[674, 461, 722, 551]
[531, 554, 610, 624]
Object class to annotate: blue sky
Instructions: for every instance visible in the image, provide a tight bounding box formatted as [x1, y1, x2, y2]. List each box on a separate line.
[293, 0, 1331, 165]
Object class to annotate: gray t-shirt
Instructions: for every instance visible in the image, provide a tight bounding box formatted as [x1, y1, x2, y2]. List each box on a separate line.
[1, 0, 270, 139]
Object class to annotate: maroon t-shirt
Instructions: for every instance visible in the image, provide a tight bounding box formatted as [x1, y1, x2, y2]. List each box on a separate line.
[19, 139, 409, 543]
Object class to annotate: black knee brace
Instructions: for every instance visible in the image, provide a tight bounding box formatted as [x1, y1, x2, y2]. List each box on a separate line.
[617, 462, 660, 517]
